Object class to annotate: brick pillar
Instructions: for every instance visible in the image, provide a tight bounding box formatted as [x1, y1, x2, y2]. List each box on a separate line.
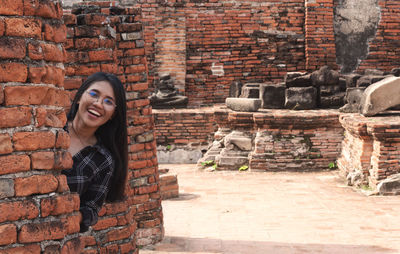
[305, 0, 338, 71]
[64, 2, 163, 250]
[0, 0, 82, 252]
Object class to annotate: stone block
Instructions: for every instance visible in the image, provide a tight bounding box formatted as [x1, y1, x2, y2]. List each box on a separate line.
[226, 98, 261, 112]
[356, 75, 386, 87]
[284, 72, 312, 87]
[320, 92, 345, 108]
[260, 83, 285, 109]
[239, 83, 260, 98]
[284, 87, 317, 110]
[339, 87, 365, 113]
[311, 66, 339, 87]
[377, 173, 400, 195]
[229, 81, 242, 98]
[343, 73, 361, 88]
[360, 76, 400, 116]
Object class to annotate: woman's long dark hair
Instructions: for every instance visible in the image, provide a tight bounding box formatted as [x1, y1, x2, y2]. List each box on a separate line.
[67, 72, 128, 202]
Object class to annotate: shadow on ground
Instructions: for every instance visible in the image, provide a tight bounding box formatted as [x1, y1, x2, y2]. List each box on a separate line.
[143, 236, 397, 254]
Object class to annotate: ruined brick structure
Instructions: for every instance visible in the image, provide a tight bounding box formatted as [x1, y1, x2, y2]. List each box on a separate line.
[0, 0, 81, 252]
[0, 0, 162, 253]
[63, 2, 163, 250]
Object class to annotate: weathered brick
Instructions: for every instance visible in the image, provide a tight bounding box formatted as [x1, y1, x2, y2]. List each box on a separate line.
[13, 131, 56, 151]
[5, 17, 41, 39]
[42, 43, 65, 62]
[0, 224, 17, 245]
[0, 200, 39, 223]
[56, 174, 69, 193]
[18, 220, 67, 243]
[28, 42, 44, 60]
[43, 22, 67, 43]
[5, 86, 69, 107]
[55, 131, 70, 149]
[61, 237, 84, 254]
[36, 107, 67, 128]
[31, 151, 54, 170]
[0, 244, 41, 254]
[0, 107, 31, 128]
[28, 66, 64, 86]
[0, 37, 26, 59]
[64, 78, 82, 90]
[75, 38, 100, 50]
[0, 62, 27, 82]
[88, 49, 114, 62]
[24, 0, 62, 19]
[41, 194, 80, 217]
[0, 0, 23, 15]
[14, 174, 58, 196]
[54, 151, 73, 170]
[0, 133, 12, 154]
[0, 154, 30, 175]
[0, 179, 14, 198]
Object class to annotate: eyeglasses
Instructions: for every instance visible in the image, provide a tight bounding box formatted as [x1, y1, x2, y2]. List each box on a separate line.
[85, 90, 116, 109]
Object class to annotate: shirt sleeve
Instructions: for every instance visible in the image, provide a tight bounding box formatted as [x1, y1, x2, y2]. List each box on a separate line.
[63, 147, 114, 232]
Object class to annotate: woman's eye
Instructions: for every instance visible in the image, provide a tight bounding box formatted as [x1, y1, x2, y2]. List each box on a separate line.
[103, 98, 114, 106]
[88, 90, 99, 98]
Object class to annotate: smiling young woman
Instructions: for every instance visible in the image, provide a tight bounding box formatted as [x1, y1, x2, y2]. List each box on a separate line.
[62, 72, 128, 232]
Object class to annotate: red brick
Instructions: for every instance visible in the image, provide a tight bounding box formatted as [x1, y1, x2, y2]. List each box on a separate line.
[0, 108, 32, 129]
[136, 184, 158, 195]
[56, 174, 69, 193]
[18, 220, 67, 243]
[0, 18, 4, 36]
[41, 194, 80, 217]
[43, 22, 67, 43]
[0, 0, 23, 15]
[0, 62, 27, 82]
[0, 200, 39, 223]
[75, 38, 100, 50]
[64, 78, 82, 90]
[5, 86, 69, 107]
[5, 17, 41, 39]
[92, 217, 118, 231]
[14, 174, 58, 196]
[0, 224, 17, 245]
[106, 226, 131, 242]
[118, 23, 142, 32]
[13, 131, 56, 151]
[31, 151, 54, 170]
[82, 13, 108, 26]
[0, 133, 12, 154]
[88, 49, 114, 62]
[54, 151, 73, 170]
[0, 37, 26, 59]
[101, 63, 119, 74]
[28, 42, 44, 60]
[74, 65, 101, 76]
[125, 48, 145, 56]
[63, 13, 77, 25]
[61, 214, 80, 234]
[125, 65, 146, 74]
[55, 131, 70, 149]
[42, 43, 65, 62]
[24, 0, 62, 19]
[61, 237, 84, 254]
[0, 154, 30, 175]
[36, 107, 67, 128]
[0, 244, 41, 254]
[28, 65, 65, 86]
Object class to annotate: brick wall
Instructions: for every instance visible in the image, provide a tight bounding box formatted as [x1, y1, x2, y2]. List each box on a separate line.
[154, 108, 216, 146]
[338, 114, 400, 188]
[0, 0, 82, 252]
[305, 0, 337, 71]
[356, 0, 400, 73]
[64, 2, 162, 250]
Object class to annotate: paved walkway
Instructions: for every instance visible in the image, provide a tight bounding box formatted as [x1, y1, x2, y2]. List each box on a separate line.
[142, 165, 400, 254]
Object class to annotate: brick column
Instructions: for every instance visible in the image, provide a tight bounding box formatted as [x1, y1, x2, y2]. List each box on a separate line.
[0, 0, 82, 252]
[64, 2, 163, 250]
[305, 0, 338, 71]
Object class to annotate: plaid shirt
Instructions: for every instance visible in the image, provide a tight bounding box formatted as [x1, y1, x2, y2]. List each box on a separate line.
[62, 142, 114, 232]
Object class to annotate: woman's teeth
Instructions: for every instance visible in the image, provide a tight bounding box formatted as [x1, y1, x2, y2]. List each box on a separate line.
[88, 109, 101, 117]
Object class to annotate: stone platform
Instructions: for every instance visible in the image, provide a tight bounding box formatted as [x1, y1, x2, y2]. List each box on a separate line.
[200, 107, 344, 171]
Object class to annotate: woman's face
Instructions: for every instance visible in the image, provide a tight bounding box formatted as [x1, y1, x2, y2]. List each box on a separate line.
[76, 81, 116, 130]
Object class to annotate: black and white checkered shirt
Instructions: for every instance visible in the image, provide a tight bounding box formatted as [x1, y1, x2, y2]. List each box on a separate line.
[62, 142, 114, 232]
